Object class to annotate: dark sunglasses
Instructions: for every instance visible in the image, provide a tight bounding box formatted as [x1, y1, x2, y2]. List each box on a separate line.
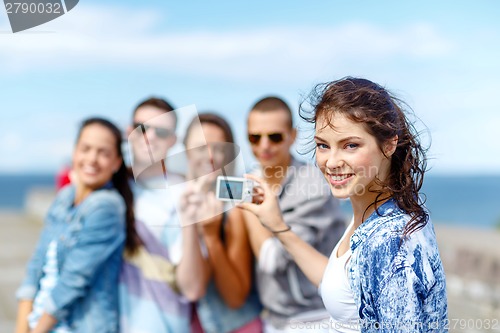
[248, 133, 284, 145]
[133, 122, 174, 139]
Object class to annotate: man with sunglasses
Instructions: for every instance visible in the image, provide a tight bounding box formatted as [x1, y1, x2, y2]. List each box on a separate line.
[127, 97, 178, 184]
[244, 96, 346, 333]
[122, 97, 208, 333]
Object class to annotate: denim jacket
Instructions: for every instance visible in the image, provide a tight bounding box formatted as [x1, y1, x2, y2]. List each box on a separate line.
[348, 199, 448, 332]
[17, 185, 126, 333]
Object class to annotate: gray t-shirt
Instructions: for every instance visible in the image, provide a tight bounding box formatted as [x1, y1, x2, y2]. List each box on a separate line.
[254, 157, 346, 328]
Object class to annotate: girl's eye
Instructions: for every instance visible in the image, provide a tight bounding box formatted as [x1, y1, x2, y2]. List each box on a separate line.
[79, 145, 90, 152]
[100, 150, 114, 158]
[316, 142, 329, 149]
[345, 143, 358, 150]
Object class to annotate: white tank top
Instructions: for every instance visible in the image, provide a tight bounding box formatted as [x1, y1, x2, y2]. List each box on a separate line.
[319, 221, 360, 332]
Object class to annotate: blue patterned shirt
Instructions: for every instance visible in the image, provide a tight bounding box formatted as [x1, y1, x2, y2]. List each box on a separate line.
[348, 199, 448, 332]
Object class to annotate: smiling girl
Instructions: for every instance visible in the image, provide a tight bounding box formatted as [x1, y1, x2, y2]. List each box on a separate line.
[238, 77, 448, 332]
[16, 117, 139, 333]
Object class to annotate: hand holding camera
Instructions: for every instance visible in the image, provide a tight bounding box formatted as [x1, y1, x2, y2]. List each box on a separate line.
[215, 175, 254, 203]
[180, 176, 225, 224]
[236, 174, 289, 234]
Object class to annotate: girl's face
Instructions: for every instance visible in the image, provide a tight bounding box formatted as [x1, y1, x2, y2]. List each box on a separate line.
[73, 123, 122, 192]
[185, 123, 227, 179]
[314, 113, 395, 205]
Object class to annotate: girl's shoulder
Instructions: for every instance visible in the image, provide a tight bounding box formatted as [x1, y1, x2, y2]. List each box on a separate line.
[80, 188, 125, 214]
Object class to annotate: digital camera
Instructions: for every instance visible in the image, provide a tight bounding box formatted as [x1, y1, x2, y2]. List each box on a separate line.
[215, 176, 253, 203]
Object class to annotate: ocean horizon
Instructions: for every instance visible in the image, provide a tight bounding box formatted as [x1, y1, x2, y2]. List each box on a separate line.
[1, 173, 499, 229]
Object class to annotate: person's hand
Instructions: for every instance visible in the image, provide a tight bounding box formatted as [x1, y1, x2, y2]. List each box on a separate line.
[198, 192, 224, 239]
[180, 176, 222, 227]
[237, 174, 287, 232]
[179, 183, 204, 226]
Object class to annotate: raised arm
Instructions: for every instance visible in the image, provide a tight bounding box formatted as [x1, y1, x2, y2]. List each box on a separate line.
[238, 174, 328, 287]
[175, 224, 211, 301]
[201, 207, 252, 308]
[176, 184, 211, 301]
[242, 208, 273, 262]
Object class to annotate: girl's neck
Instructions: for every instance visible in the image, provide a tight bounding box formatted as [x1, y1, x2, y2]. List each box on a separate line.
[74, 186, 93, 206]
[350, 193, 392, 228]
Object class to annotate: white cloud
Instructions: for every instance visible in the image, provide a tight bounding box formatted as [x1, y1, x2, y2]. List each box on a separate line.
[0, 131, 72, 172]
[1, 131, 23, 151]
[0, 5, 454, 83]
[3, 4, 497, 175]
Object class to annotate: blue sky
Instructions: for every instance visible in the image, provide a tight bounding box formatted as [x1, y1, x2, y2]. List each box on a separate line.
[1, 0, 499, 174]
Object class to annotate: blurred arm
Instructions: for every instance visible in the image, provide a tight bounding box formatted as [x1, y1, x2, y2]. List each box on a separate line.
[242, 210, 273, 261]
[244, 210, 328, 287]
[30, 313, 57, 333]
[176, 224, 210, 301]
[202, 209, 252, 308]
[15, 300, 32, 333]
[239, 174, 330, 287]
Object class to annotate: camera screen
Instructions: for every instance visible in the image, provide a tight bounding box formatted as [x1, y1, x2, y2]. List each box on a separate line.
[219, 180, 244, 200]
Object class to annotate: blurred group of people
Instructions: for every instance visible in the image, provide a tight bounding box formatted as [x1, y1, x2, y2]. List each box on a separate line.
[15, 77, 448, 333]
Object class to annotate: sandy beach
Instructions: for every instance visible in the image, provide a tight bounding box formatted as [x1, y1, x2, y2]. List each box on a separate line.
[0, 210, 42, 332]
[1, 206, 499, 332]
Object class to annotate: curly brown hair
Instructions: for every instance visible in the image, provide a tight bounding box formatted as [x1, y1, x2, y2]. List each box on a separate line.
[300, 77, 429, 237]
